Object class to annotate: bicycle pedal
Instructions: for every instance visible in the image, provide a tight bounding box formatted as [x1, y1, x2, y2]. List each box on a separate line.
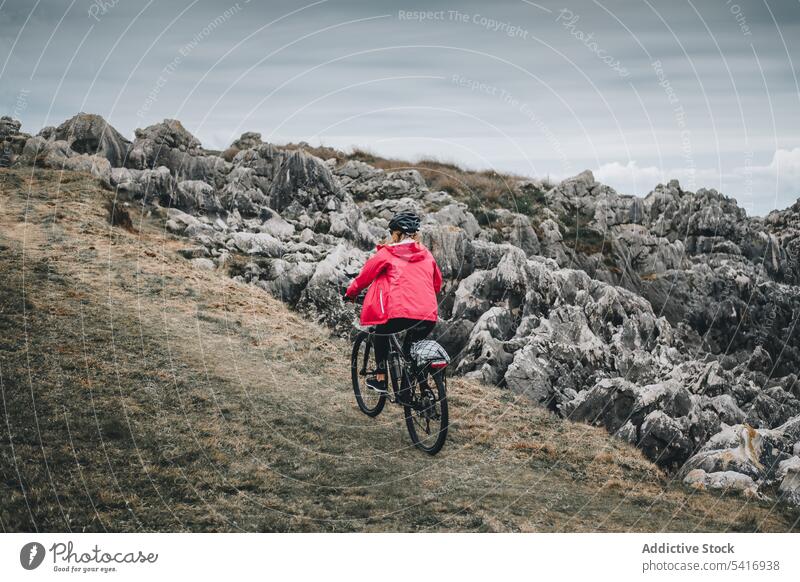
[366, 378, 388, 394]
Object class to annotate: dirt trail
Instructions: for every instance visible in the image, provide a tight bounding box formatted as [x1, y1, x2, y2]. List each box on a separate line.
[1, 168, 797, 532]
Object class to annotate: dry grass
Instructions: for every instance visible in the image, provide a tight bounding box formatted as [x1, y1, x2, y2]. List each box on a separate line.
[347, 148, 549, 215]
[0, 167, 797, 533]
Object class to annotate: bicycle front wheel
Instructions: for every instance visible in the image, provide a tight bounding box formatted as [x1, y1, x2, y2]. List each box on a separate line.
[404, 369, 448, 455]
[351, 331, 386, 417]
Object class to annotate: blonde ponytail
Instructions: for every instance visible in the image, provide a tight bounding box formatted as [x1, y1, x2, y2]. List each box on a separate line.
[382, 230, 421, 245]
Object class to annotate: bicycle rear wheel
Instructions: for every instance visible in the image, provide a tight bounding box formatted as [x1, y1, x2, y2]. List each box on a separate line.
[351, 331, 386, 417]
[404, 369, 448, 454]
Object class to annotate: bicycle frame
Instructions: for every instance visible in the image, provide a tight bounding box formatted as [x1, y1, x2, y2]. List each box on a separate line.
[371, 331, 413, 404]
[358, 328, 429, 406]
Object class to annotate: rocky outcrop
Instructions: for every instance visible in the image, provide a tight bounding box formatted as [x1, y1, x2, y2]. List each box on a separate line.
[52, 113, 132, 167]
[334, 160, 428, 201]
[0, 116, 29, 167]
[268, 150, 342, 218]
[127, 119, 228, 186]
[680, 424, 783, 481]
[542, 170, 800, 378]
[0, 116, 22, 139]
[110, 166, 176, 205]
[20, 136, 112, 183]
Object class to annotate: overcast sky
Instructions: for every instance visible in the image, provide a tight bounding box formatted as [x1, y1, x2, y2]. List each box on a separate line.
[1, 0, 798, 214]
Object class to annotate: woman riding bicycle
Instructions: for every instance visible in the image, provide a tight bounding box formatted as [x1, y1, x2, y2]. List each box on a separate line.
[344, 211, 442, 395]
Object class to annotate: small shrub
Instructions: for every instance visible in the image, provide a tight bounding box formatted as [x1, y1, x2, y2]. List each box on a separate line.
[104, 197, 134, 231]
[226, 255, 249, 278]
[221, 147, 240, 162]
[562, 224, 606, 255]
[497, 187, 546, 217]
[476, 209, 499, 227]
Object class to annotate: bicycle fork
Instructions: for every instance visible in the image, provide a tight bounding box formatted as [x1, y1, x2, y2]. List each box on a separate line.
[359, 341, 372, 377]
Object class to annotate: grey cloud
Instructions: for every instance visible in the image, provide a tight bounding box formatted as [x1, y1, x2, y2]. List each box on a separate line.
[1, 0, 798, 211]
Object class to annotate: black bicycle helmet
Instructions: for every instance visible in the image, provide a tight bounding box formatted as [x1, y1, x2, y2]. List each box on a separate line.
[388, 211, 421, 234]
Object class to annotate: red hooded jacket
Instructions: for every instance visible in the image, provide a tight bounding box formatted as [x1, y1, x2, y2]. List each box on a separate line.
[346, 241, 442, 326]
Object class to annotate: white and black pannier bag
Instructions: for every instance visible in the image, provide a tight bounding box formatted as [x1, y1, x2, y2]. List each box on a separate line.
[410, 340, 450, 370]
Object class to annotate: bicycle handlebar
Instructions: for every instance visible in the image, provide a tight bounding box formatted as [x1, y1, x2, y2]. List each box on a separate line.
[341, 287, 366, 305]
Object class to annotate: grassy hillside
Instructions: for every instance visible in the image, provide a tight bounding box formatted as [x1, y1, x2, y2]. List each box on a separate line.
[1, 167, 797, 532]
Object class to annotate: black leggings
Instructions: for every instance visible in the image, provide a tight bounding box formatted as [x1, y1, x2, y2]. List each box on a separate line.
[373, 318, 435, 372]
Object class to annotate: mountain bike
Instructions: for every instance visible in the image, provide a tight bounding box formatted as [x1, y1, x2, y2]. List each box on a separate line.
[351, 328, 449, 455]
